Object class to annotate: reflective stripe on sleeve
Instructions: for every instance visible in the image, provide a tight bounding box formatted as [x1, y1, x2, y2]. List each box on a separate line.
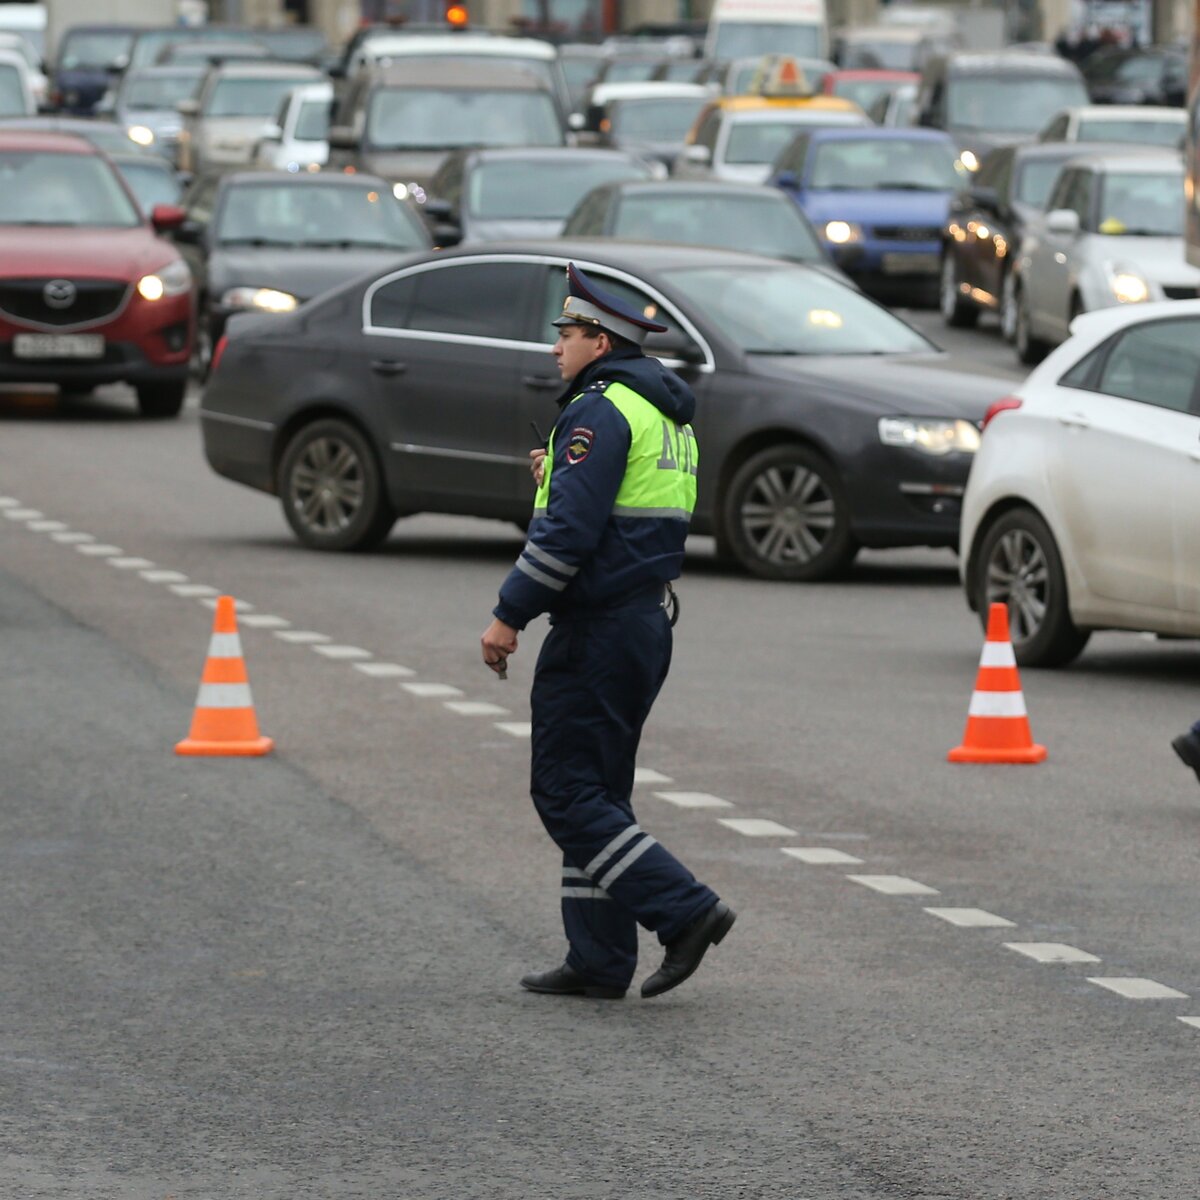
[585, 824, 643, 877]
[524, 541, 578, 576]
[562, 866, 590, 880]
[597, 835, 658, 891]
[195, 683, 254, 709]
[612, 505, 693, 521]
[515, 556, 567, 591]
[968, 691, 1027, 718]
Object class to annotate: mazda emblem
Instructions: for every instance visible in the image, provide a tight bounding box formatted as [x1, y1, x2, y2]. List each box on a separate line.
[43, 279, 77, 310]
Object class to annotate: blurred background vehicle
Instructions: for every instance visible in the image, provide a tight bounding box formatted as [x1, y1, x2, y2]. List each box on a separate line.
[200, 241, 1006, 578]
[156, 38, 270, 67]
[51, 24, 138, 115]
[174, 170, 429, 370]
[822, 68, 919, 113]
[581, 80, 709, 171]
[126, 26, 276, 74]
[960, 301, 1200, 666]
[559, 42, 608, 114]
[0, 31, 46, 107]
[253, 80, 332, 172]
[110, 150, 184, 215]
[0, 46, 34, 116]
[103, 65, 206, 162]
[1037, 104, 1187, 147]
[706, 0, 829, 64]
[0, 128, 192, 417]
[770, 126, 964, 303]
[423, 146, 653, 244]
[177, 59, 324, 174]
[866, 81, 918, 126]
[832, 23, 957, 73]
[1080, 44, 1189, 107]
[695, 54, 835, 96]
[1012, 149, 1199, 363]
[0, 114, 157, 157]
[560, 179, 836, 271]
[0, 2, 45, 64]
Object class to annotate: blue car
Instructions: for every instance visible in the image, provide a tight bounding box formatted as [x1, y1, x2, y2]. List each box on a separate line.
[768, 127, 966, 304]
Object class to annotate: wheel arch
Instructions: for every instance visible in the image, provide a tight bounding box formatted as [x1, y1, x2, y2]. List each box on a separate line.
[965, 495, 1055, 612]
[714, 427, 841, 523]
[270, 402, 382, 492]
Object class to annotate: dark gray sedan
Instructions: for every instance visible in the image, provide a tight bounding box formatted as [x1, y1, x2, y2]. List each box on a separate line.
[200, 242, 1010, 581]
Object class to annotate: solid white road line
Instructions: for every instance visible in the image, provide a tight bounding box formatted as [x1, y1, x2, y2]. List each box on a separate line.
[782, 847, 864, 865]
[1004, 942, 1100, 964]
[444, 700, 510, 716]
[140, 569, 187, 583]
[108, 557, 155, 569]
[312, 644, 371, 660]
[654, 791, 733, 809]
[1087, 977, 1189, 1000]
[352, 662, 415, 677]
[51, 532, 93, 543]
[274, 631, 330, 644]
[925, 907, 1016, 928]
[495, 721, 532, 738]
[634, 768, 673, 785]
[4, 509, 43, 520]
[847, 875, 940, 896]
[402, 682, 464, 698]
[170, 584, 218, 598]
[27, 520, 67, 532]
[718, 818, 798, 837]
[239, 614, 291, 629]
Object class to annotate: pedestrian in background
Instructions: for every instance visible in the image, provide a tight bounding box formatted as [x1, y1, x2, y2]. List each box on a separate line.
[480, 263, 735, 1000]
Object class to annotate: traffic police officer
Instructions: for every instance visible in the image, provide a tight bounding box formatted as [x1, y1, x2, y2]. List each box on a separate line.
[480, 264, 735, 1000]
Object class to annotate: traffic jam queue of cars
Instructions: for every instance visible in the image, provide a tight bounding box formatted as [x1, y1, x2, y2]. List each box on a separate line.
[1, 5, 1199, 667]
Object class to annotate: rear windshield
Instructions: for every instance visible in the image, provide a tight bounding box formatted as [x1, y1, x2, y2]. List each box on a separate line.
[0, 151, 140, 227]
[366, 86, 563, 150]
[122, 70, 202, 111]
[58, 29, 134, 70]
[947, 74, 1089, 134]
[205, 76, 317, 118]
[468, 156, 649, 219]
[610, 97, 707, 142]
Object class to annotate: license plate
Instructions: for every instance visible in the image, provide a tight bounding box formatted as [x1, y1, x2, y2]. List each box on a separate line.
[13, 334, 105, 360]
[882, 252, 940, 276]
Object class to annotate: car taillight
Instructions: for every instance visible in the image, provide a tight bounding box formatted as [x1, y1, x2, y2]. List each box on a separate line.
[210, 335, 228, 375]
[982, 396, 1022, 431]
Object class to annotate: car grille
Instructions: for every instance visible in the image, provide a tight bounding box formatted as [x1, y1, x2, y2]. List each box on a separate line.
[1163, 285, 1199, 301]
[873, 225, 943, 241]
[0, 278, 130, 329]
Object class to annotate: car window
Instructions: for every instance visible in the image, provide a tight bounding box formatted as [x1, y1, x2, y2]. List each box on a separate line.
[1065, 169, 1093, 225]
[1046, 166, 1075, 212]
[773, 133, 810, 176]
[373, 262, 535, 341]
[694, 109, 721, 152]
[562, 188, 608, 235]
[1018, 157, 1067, 208]
[992, 150, 1014, 203]
[537, 265, 686, 344]
[1077, 118, 1184, 147]
[293, 98, 329, 142]
[974, 148, 1005, 189]
[1093, 318, 1200, 413]
[1040, 114, 1068, 141]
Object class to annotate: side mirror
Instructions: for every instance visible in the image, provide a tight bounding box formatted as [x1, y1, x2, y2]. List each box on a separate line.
[177, 98, 200, 118]
[327, 124, 357, 150]
[682, 143, 711, 165]
[774, 169, 799, 190]
[644, 330, 704, 364]
[150, 203, 186, 232]
[173, 217, 203, 244]
[1045, 208, 1080, 236]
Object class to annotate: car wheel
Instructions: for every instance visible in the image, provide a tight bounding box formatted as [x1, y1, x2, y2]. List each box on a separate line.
[974, 507, 1089, 667]
[136, 380, 186, 419]
[940, 251, 979, 328]
[999, 269, 1018, 343]
[278, 418, 395, 552]
[1014, 283, 1049, 365]
[722, 444, 858, 581]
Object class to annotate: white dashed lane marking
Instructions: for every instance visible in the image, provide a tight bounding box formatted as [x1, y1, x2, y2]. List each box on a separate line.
[51, 531, 93, 543]
[140, 569, 187, 583]
[402, 682, 464, 698]
[312, 644, 371, 660]
[634, 768, 673, 785]
[1177, 1017, 1200, 1029]
[444, 700, 509, 716]
[495, 721, 532, 738]
[108, 557, 155, 569]
[847, 875, 940, 896]
[1089, 978, 1189, 1000]
[0, 497, 18, 506]
[239, 614, 291, 629]
[352, 662, 415, 677]
[782, 847, 864, 865]
[170, 584, 218, 597]
[27, 520, 67, 532]
[925, 907, 1016, 928]
[1005, 942, 1100, 964]
[718, 818, 797, 837]
[76, 544, 122, 557]
[4, 508, 43, 520]
[200, 596, 252, 611]
[654, 791, 734, 809]
[274, 630, 330, 644]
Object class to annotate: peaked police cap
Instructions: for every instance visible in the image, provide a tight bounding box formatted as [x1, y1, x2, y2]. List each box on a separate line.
[552, 262, 668, 346]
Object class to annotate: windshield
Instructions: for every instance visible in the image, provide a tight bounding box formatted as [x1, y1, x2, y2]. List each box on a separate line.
[839, 40, 918, 70]
[122, 71, 202, 111]
[215, 182, 426, 248]
[604, 59, 660, 83]
[1077, 117, 1184, 147]
[1095, 172, 1183, 236]
[808, 137, 962, 190]
[713, 22, 822, 60]
[366, 86, 563, 150]
[205, 76, 316, 118]
[0, 63, 26, 115]
[293, 98, 329, 141]
[116, 161, 180, 213]
[611, 96, 707, 141]
[948, 75, 1089, 134]
[832, 77, 910, 110]
[726, 116, 861, 165]
[662, 263, 933, 354]
[0, 151, 140, 226]
[254, 28, 327, 62]
[58, 30, 133, 70]
[130, 28, 264, 70]
[614, 192, 823, 262]
[78, 125, 141, 155]
[1016, 159, 1066, 207]
[468, 157, 648, 219]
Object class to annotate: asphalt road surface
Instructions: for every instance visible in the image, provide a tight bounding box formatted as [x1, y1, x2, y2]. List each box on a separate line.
[3, 315, 1199, 1199]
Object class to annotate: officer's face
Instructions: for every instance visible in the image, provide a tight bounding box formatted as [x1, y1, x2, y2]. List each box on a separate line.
[553, 325, 610, 380]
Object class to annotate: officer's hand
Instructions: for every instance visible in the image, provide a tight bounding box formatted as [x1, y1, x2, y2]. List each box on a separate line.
[529, 448, 546, 487]
[481, 618, 519, 674]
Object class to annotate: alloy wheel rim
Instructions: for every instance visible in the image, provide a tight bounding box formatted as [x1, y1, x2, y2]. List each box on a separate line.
[290, 436, 365, 534]
[740, 464, 835, 564]
[985, 529, 1049, 643]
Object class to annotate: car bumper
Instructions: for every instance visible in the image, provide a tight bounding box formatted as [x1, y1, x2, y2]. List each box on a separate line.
[200, 407, 278, 494]
[830, 240, 942, 292]
[0, 340, 190, 387]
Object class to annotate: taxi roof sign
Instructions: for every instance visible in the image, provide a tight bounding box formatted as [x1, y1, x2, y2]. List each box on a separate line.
[750, 55, 815, 98]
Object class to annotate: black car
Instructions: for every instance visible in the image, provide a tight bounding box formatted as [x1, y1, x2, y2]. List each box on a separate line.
[200, 242, 1008, 581]
[51, 24, 140, 115]
[175, 171, 431, 367]
[1080, 45, 1189, 107]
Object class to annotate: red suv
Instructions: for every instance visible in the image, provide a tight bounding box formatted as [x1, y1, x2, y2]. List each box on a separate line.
[0, 131, 195, 417]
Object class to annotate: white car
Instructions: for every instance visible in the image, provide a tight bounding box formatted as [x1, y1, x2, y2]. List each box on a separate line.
[960, 299, 1200, 667]
[0, 46, 34, 116]
[1037, 104, 1186, 149]
[0, 32, 45, 107]
[254, 80, 332, 172]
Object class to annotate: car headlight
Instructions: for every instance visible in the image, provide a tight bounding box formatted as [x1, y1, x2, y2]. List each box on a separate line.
[127, 124, 154, 147]
[824, 220, 863, 245]
[137, 259, 192, 300]
[392, 181, 427, 204]
[1107, 265, 1150, 304]
[958, 149, 979, 172]
[222, 286, 299, 313]
[878, 417, 982, 456]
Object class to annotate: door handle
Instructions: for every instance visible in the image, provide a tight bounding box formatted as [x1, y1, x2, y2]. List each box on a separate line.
[522, 374, 561, 391]
[1058, 413, 1090, 430]
[370, 358, 407, 376]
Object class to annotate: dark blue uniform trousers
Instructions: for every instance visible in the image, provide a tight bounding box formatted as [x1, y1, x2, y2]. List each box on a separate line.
[530, 596, 718, 990]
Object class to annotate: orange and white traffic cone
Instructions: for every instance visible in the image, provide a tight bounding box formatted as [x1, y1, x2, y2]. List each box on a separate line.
[948, 602, 1046, 764]
[175, 596, 273, 757]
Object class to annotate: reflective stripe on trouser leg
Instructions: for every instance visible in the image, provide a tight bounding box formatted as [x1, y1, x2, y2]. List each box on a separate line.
[531, 610, 718, 985]
[561, 855, 636, 987]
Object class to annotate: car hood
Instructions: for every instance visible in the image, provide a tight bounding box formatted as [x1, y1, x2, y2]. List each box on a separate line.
[464, 217, 564, 242]
[798, 188, 951, 227]
[0, 224, 175, 279]
[751, 352, 1010, 418]
[362, 149, 450, 189]
[197, 116, 275, 144]
[210, 245, 404, 302]
[1083, 233, 1200, 283]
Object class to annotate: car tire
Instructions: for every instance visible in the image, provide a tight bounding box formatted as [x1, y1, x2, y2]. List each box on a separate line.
[999, 268, 1018, 343]
[278, 418, 395, 552]
[136, 380, 186, 419]
[1014, 283, 1049, 365]
[973, 507, 1089, 667]
[940, 251, 979, 328]
[722, 444, 858, 582]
